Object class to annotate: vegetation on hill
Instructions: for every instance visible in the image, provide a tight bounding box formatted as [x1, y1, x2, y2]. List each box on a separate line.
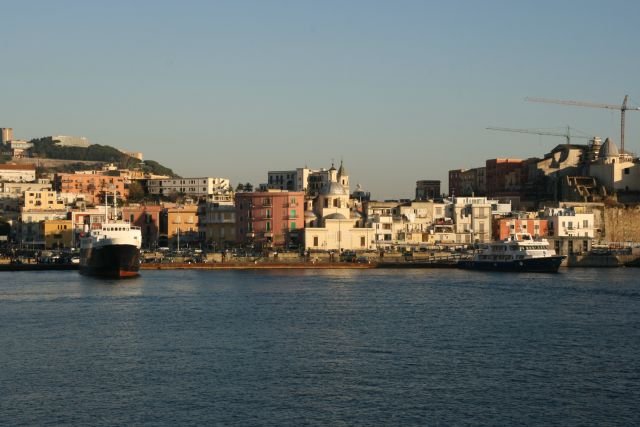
[29, 137, 178, 177]
[140, 160, 176, 177]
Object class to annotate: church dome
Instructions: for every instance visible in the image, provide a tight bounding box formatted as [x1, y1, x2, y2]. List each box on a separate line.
[325, 212, 347, 220]
[304, 210, 317, 219]
[599, 138, 619, 159]
[320, 181, 348, 196]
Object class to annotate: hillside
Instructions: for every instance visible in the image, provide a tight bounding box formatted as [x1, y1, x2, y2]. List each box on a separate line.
[28, 137, 178, 177]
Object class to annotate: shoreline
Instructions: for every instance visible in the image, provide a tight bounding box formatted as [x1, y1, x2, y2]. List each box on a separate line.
[2, 255, 640, 272]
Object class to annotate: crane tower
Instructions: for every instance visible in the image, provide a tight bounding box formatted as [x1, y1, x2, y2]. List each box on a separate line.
[525, 95, 640, 153]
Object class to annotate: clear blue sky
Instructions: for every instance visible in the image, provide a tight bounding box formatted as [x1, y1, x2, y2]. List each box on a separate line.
[2, 0, 640, 199]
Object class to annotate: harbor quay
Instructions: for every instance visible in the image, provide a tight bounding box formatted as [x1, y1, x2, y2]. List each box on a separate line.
[2, 247, 640, 271]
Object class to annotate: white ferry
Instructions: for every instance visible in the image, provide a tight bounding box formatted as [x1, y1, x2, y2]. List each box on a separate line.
[457, 233, 565, 273]
[79, 192, 142, 279]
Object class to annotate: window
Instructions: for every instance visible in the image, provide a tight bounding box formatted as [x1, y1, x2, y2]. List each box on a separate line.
[290, 209, 296, 218]
[361, 236, 366, 247]
[313, 236, 319, 247]
[266, 221, 271, 231]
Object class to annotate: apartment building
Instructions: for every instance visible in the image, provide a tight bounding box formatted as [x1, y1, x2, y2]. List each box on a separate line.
[198, 193, 236, 249]
[121, 204, 164, 249]
[54, 173, 128, 205]
[236, 190, 305, 250]
[23, 190, 66, 212]
[147, 177, 230, 198]
[452, 196, 493, 243]
[41, 219, 73, 249]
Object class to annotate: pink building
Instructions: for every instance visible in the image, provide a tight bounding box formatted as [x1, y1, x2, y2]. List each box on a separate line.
[54, 173, 128, 206]
[235, 191, 305, 250]
[122, 204, 164, 249]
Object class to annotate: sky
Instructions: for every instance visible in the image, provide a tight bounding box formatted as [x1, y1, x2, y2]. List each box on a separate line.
[2, 0, 640, 199]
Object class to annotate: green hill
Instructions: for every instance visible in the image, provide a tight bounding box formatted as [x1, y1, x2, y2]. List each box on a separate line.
[29, 137, 178, 177]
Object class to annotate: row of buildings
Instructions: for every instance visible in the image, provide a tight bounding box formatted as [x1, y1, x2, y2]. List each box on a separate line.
[448, 137, 640, 206]
[0, 158, 599, 256]
[5, 125, 639, 254]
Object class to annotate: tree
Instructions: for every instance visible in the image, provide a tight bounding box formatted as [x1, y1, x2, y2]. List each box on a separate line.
[235, 183, 245, 192]
[244, 182, 254, 192]
[127, 181, 145, 201]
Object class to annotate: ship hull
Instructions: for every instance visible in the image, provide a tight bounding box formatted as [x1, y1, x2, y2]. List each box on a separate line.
[457, 255, 565, 273]
[80, 244, 141, 279]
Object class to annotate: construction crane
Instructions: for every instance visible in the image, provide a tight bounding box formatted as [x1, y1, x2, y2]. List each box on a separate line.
[486, 126, 591, 145]
[525, 95, 640, 153]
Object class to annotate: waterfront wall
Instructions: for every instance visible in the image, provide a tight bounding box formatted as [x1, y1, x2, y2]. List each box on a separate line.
[603, 205, 640, 243]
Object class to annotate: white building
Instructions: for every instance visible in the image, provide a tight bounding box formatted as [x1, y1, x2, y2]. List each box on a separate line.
[363, 201, 398, 247]
[7, 140, 33, 150]
[51, 135, 90, 148]
[0, 163, 36, 182]
[542, 207, 595, 238]
[363, 200, 449, 248]
[589, 138, 640, 193]
[147, 177, 231, 198]
[266, 168, 312, 192]
[451, 196, 493, 243]
[304, 164, 375, 251]
[266, 161, 350, 195]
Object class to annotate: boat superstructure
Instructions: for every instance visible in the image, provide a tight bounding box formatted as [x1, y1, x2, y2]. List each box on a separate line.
[458, 233, 565, 273]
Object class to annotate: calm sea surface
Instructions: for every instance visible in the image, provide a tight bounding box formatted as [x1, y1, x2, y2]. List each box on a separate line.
[1, 268, 639, 426]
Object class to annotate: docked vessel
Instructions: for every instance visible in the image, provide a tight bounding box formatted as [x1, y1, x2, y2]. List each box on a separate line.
[79, 193, 142, 279]
[457, 233, 565, 273]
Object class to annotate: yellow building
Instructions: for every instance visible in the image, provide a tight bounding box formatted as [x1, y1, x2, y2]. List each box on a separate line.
[24, 190, 66, 211]
[41, 219, 73, 249]
[164, 204, 200, 248]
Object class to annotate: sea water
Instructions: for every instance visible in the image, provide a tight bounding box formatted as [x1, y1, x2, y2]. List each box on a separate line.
[1, 268, 639, 425]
